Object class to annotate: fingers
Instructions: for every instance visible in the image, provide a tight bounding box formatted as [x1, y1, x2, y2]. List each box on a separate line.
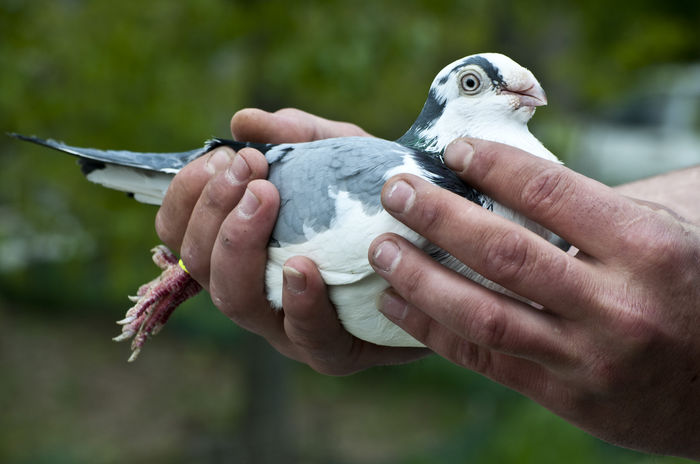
[158, 105, 367, 251]
[281, 256, 353, 358]
[380, 175, 600, 315]
[231, 107, 370, 143]
[368, 233, 573, 366]
[444, 139, 642, 259]
[379, 289, 557, 396]
[205, 186, 426, 374]
[158, 109, 421, 375]
[280, 256, 429, 375]
[208, 179, 282, 334]
[156, 147, 234, 251]
[179, 148, 269, 288]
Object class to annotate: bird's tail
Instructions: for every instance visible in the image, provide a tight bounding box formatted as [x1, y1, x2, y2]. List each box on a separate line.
[9, 134, 269, 205]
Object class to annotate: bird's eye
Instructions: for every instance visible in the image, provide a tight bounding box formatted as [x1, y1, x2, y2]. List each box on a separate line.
[460, 72, 482, 94]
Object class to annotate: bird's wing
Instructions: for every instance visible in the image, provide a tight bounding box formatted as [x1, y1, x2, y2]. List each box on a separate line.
[262, 137, 441, 284]
[264, 137, 411, 245]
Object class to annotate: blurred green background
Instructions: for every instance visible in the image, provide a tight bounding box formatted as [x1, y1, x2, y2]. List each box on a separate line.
[1, 1, 699, 463]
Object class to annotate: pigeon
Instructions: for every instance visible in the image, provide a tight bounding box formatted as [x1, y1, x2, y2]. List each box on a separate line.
[11, 52, 565, 361]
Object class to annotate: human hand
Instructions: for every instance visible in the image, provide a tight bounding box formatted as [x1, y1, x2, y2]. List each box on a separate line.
[155, 108, 428, 374]
[368, 138, 700, 458]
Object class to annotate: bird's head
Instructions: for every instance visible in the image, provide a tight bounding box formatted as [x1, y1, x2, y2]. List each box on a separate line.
[398, 53, 548, 154]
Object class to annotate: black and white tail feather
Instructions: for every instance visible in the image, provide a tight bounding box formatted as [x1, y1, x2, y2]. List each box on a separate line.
[8, 134, 263, 205]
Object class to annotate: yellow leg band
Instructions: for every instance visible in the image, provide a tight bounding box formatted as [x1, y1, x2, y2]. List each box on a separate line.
[178, 259, 190, 274]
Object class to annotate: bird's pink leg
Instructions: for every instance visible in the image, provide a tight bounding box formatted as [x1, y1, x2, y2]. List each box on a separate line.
[113, 245, 202, 362]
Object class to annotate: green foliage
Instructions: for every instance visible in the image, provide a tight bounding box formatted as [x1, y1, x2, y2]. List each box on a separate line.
[1, 0, 699, 462]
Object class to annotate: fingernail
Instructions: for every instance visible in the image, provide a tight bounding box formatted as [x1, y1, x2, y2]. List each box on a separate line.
[205, 147, 233, 174]
[236, 188, 260, 219]
[383, 180, 415, 213]
[444, 139, 474, 173]
[226, 154, 251, 184]
[377, 290, 409, 321]
[371, 240, 401, 273]
[283, 265, 306, 294]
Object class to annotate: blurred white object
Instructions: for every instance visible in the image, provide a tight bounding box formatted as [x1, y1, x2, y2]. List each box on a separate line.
[570, 64, 700, 185]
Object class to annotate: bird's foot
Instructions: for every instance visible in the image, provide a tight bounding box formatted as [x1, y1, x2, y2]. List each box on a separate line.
[113, 245, 202, 362]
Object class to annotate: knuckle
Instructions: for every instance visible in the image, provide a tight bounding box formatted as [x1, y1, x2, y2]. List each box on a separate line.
[291, 331, 328, 356]
[200, 176, 233, 212]
[397, 265, 427, 302]
[238, 149, 267, 177]
[209, 282, 236, 318]
[308, 361, 334, 375]
[413, 205, 440, 235]
[612, 309, 661, 350]
[618, 214, 691, 273]
[520, 167, 572, 220]
[583, 314, 662, 394]
[209, 280, 251, 324]
[447, 294, 510, 351]
[468, 303, 509, 350]
[208, 283, 226, 311]
[299, 338, 358, 376]
[480, 230, 530, 284]
[553, 386, 594, 418]
[616, 213, 658, 251]
[308, 360, 350, 376]
[453, 339, 494, 374]
[201, 188, 226, 212]
[177, 167, 206, 200]
[586, 354, 626, 394]
[276, 107, 300, 116]
[412, 193, 456, 237]
[415, 316, 445, 346]
[647, 224, 688, 263]
[285, 313, 332, 352]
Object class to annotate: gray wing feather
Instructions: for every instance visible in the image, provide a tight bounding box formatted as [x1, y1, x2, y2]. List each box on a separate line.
[267, 137, 413, 245]
[9, 133, 206, 174]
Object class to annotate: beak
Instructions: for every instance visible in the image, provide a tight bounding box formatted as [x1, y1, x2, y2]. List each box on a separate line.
[503, 81, 548, 108]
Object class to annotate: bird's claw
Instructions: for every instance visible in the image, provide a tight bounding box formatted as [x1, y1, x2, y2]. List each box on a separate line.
[112, 245, 202, 362]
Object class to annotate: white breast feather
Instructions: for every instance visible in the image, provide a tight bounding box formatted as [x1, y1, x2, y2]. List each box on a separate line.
[264, 155, 433, 346]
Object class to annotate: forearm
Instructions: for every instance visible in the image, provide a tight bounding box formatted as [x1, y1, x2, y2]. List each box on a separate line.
[614, 165, 700, 225]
